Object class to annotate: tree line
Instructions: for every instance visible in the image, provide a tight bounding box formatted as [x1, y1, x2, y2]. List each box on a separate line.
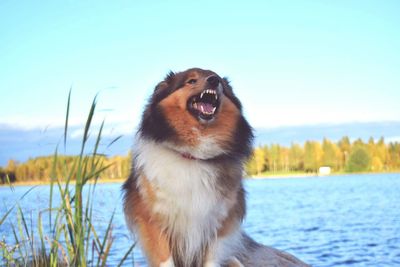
[246, 136, 400, 175]
[0, 155, 131, 184]
[1, 136, 400, 183]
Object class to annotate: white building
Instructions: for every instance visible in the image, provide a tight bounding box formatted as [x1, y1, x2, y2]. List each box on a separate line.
[318, 166, 331, 176]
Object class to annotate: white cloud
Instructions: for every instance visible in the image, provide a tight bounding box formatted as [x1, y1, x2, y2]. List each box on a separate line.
[0, 110, 140, 136]
[244, 102, 400, 129]
[0, 116, 84, 131]
[68, 122, 136, 140]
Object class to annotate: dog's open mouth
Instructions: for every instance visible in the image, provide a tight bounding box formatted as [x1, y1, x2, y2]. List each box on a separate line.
[188, 89, 220, 121]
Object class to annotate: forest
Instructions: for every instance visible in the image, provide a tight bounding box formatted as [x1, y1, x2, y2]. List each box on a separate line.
[246, 136, 400, 175]
[0, 155, 131, 184]
[1, 136, 400, 184]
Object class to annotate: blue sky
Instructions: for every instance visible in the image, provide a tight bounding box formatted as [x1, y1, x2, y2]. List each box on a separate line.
[1, 1, 400, 165]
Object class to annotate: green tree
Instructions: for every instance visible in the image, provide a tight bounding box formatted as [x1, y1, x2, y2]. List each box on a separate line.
[345, 146, 371, 172]
[388, 142, 400, 170]
[338, 136, 351, 170]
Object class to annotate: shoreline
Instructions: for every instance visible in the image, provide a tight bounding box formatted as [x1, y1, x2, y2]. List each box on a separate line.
[2, 172, 400, 187]
[250, 171, 400, 179]
[250, 173, 317, 179]
[0, 178, 126, 187]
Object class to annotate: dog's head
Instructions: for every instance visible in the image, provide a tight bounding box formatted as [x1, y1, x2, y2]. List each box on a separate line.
[139, 68, 253, 160]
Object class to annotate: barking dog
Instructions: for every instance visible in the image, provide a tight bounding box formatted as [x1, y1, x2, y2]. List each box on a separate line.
[123, 68, 309, 267]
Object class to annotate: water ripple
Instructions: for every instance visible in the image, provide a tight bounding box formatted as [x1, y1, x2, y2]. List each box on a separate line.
[1, 173, 400, 266]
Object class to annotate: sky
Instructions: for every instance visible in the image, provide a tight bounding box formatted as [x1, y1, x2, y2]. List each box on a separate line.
[1, 1, 400, 165]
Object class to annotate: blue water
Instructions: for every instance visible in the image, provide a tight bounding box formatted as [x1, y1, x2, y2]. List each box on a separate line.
[1, 174, 400, 266]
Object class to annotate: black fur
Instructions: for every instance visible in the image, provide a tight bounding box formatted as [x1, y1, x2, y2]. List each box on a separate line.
[139, 104, 176, 142]
[125, 68, 254, 267]
[221, 77, 243, 111]
[232, 116, 254, 159]
[139, 68, 253, 153]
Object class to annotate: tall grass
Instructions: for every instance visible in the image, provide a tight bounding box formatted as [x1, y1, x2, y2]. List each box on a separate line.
[0, 91, 135, 266]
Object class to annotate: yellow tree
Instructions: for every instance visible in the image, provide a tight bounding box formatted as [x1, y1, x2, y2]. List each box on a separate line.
[269, 144, 282, 172]
[253, 147, 266, 175]
[368, 137, 381, 172]
[288, 143, 304, 171]
[322, 138, 341, 171]
[5, 159, 18, 173]
[245, 154, 258, 176]
[304, 141, 323, 172]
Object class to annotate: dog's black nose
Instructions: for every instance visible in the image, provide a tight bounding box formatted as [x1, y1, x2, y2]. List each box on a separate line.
[206, 75, 219, 88]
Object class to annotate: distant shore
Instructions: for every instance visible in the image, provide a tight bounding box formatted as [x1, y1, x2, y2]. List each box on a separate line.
[0, 178, 126, 187]
[2, 172, 400, 187]
[251, 172, 317, 179]
[250, 171, 400, 179]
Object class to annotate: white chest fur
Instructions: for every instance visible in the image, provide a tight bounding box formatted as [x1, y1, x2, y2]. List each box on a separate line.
[134, 138, 229, 260]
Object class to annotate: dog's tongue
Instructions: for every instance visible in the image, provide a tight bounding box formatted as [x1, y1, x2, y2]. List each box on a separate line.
[197, 102, 214, 113]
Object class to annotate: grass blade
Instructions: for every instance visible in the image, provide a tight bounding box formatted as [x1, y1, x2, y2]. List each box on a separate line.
[64, 88, 72, 151]
[96, 210, 115, 267]
[0, 206, 14, 226]
[0, 92, 134, 267]
[116, 241, 136, 267]
[37, 210, 46, 263]
[49, 147, 58, 233]
[107, 135, 122, 148]
[1, 184, 36, 226]
[11, 223, 26, 266]
[81, 96, 98, 156]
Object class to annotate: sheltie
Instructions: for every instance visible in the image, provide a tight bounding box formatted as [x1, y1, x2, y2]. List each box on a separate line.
[123, 68, 309, 267]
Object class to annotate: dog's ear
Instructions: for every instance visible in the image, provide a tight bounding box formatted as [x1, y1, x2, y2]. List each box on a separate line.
[151, 71, 176, 104]
[222, 77, 242, 110]
[154, 71, 175, 92]
[154, 81, 169, 92]
[165, 71, 175, 82]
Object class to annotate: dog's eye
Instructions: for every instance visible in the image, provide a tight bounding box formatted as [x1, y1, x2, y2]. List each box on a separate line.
[187, 79, 197, 84]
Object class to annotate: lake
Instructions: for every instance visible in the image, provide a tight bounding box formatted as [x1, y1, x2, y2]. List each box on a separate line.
[1, 173, 400, 266]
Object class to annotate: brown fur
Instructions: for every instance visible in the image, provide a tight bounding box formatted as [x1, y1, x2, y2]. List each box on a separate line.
[158, 77, 240, 150]
[123, 68, 309, 267]
[124, 174, 171, 266]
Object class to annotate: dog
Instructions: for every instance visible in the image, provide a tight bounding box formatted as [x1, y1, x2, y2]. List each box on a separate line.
[123, 68, 309, 267]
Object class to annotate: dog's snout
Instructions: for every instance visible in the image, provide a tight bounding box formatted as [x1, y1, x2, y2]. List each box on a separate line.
[206, 75, 219, 88]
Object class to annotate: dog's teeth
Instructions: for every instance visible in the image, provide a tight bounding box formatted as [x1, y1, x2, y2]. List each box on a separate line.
[193, 103, 198, 109]
[212, 107, 216, 113]
[200, 92, 205, 99]
[200, 105, 204, 113]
